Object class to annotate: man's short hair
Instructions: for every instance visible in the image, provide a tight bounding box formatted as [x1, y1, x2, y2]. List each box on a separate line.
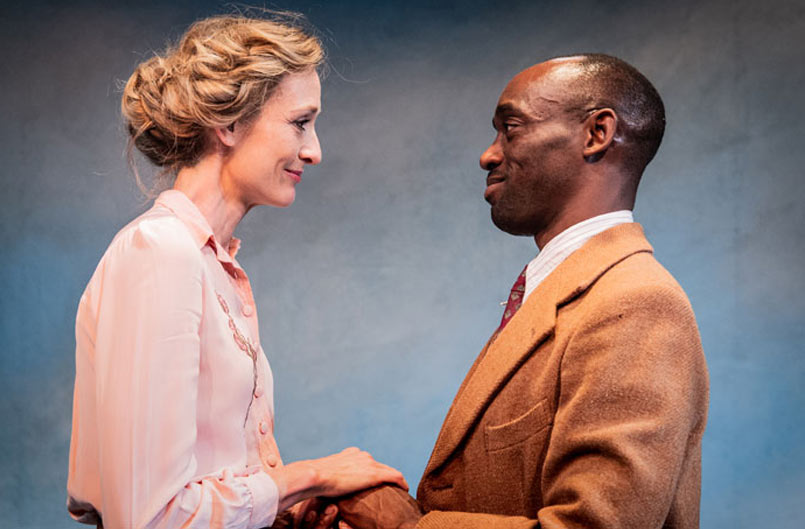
[560, 53, 666, 177]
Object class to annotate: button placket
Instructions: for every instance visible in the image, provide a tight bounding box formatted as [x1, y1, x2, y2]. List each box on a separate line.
[215, 292, 259, 426]
[231, 271, 257, 324]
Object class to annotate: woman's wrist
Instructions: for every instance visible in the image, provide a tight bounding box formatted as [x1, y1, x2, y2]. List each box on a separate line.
[272, 461, 321, 512]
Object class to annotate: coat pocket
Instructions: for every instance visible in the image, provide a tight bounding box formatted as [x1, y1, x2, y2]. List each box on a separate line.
[484, 398, 551, 452]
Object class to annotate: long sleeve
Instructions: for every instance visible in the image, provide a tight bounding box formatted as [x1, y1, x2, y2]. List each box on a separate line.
[68, 215, 279, 529]
[536, 283, 708, 528]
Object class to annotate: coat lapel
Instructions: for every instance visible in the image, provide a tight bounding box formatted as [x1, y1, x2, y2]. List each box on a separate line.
[422, 223, 654, 477]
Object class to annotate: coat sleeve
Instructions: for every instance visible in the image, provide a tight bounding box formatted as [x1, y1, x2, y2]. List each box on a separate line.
[537, 282, 708, 528]
[87, 218, 279, 529]
[417, 282, 707, 529]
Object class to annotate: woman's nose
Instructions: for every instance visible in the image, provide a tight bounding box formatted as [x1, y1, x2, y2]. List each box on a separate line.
[300, 130, 322, 165]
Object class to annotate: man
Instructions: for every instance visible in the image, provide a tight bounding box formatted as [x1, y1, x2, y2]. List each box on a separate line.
[337, 54, 709, 529]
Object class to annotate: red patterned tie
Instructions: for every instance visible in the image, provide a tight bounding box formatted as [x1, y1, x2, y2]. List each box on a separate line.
[497, 265, 527, 332]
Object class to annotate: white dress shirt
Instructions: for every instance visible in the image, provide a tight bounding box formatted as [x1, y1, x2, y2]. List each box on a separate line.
[523, 211, 634, 303]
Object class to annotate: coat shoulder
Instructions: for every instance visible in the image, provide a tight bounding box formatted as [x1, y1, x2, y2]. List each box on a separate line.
[584, 250, 696, 318]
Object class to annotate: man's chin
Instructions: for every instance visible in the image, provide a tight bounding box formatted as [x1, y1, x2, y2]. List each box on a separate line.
[490, 209, 536, 237]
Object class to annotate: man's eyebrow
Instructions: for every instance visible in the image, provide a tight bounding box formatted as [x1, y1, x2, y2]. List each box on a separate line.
[494, 103, 522, 117]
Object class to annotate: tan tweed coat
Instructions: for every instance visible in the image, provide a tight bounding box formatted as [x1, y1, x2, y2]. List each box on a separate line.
[416, 223, 709, 529]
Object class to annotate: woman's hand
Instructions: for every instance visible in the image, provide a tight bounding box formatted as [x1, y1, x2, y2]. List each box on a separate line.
[304, 447, 408, 497]
[269, 447, 408, 513]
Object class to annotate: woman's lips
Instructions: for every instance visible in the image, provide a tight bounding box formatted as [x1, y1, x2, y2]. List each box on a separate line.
[285, 169, 302, 183]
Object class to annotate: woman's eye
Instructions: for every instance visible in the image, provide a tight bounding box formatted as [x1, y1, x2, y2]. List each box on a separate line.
[293, 119, 310, 131]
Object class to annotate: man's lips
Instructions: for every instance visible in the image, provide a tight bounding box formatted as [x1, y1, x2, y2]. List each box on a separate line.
[486, 175, 504, 187]
[484, 175, 505, 202]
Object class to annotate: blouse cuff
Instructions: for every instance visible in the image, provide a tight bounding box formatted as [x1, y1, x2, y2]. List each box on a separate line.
[244, 470, 280, 528]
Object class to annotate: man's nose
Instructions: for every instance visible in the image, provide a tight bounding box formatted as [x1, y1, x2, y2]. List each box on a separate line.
[480, 140, 502, 171]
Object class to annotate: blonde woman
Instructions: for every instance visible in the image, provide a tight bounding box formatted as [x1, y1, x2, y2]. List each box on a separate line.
[67, 15, 406, 529]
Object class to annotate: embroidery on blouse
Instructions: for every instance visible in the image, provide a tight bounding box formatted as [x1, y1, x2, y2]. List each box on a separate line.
[216, 292, 259, 426]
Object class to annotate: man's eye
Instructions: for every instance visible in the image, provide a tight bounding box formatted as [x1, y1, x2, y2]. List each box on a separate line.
[502, 122, 518, 133]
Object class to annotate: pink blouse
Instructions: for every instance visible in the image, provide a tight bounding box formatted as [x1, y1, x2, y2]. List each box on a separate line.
[68, 190, 282, 528]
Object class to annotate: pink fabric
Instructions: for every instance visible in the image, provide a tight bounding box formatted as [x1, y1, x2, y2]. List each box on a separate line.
[68, 190, 281, 529]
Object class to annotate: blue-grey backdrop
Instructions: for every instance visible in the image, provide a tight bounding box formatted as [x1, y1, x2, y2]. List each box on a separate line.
[1, 0, 803, 527]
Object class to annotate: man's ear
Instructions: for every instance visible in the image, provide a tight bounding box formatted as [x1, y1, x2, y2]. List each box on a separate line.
[583, 108, 617, 162]
[214, 122, 238, 148]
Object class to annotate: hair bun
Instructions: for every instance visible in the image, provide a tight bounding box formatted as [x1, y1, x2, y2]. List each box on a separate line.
[122, 54, 201, 168]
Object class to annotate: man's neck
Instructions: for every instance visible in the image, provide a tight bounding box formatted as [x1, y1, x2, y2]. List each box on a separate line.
[535, 181, 635, 250]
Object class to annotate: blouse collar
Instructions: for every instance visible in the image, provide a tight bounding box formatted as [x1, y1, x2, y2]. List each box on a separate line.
[155, 189, 243, 268]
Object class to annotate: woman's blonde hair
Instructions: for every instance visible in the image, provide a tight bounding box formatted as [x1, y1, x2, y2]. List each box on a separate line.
[121, 13, 324, 188]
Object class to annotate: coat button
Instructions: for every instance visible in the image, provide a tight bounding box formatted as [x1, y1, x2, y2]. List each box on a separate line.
[242, 304, 254, 317]
[259, 421, 269, 435]
[254, 385, 263, 398]
[266, 454, 279, 467]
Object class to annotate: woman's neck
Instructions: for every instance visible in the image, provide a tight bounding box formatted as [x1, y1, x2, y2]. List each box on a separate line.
[173, 155, 247, 250]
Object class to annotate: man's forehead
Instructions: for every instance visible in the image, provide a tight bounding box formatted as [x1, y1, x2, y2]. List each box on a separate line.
[497, 59, 582, 115]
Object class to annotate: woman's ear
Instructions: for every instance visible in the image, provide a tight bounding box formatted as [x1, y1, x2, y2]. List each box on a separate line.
[214, 122, 238, 147]
[583, 108, 617, 161]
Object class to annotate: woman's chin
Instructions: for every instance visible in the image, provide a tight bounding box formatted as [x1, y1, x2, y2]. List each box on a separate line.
[263, 189, 296, 208]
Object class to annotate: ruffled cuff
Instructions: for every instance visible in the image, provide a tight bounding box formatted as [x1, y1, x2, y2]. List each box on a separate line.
[244, 469, 280, 528]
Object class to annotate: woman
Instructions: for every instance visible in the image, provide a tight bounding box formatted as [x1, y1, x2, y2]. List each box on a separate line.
[67, 14, 406, 529]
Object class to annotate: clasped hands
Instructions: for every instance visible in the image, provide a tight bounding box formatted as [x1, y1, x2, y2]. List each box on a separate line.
[261, 442, 422, 529]
[273, 484, 424, 529]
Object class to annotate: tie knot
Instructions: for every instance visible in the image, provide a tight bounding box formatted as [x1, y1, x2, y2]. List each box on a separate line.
[498, 265, 528, 332]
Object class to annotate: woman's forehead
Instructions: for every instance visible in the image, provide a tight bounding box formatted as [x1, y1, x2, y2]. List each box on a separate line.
[268, 70, 321, 111]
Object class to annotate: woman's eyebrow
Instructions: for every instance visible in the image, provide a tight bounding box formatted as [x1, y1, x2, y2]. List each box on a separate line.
[294, 105, 320, 115]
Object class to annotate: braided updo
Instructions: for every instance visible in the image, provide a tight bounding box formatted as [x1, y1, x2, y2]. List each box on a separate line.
[122, 14, 324, 177]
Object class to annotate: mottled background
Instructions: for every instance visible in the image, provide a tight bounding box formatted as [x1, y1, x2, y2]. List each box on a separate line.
[1, 0, 803, 527]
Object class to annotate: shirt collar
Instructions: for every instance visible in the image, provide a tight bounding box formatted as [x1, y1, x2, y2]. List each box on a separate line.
[523, 210, 634, 302]
[538, 210, 634, 255]
[155, 189, 242, 266]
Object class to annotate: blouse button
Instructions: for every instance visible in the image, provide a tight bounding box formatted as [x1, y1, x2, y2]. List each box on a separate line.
[259, 421, 269, 435]
[254, 385, 264, 398]
[266, 454, 279, 467]
[242, 304, 254, 317]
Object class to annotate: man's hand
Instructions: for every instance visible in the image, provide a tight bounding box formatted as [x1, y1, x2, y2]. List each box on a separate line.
[336, 485, 423, 529]
[272, 498, 339, 529]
